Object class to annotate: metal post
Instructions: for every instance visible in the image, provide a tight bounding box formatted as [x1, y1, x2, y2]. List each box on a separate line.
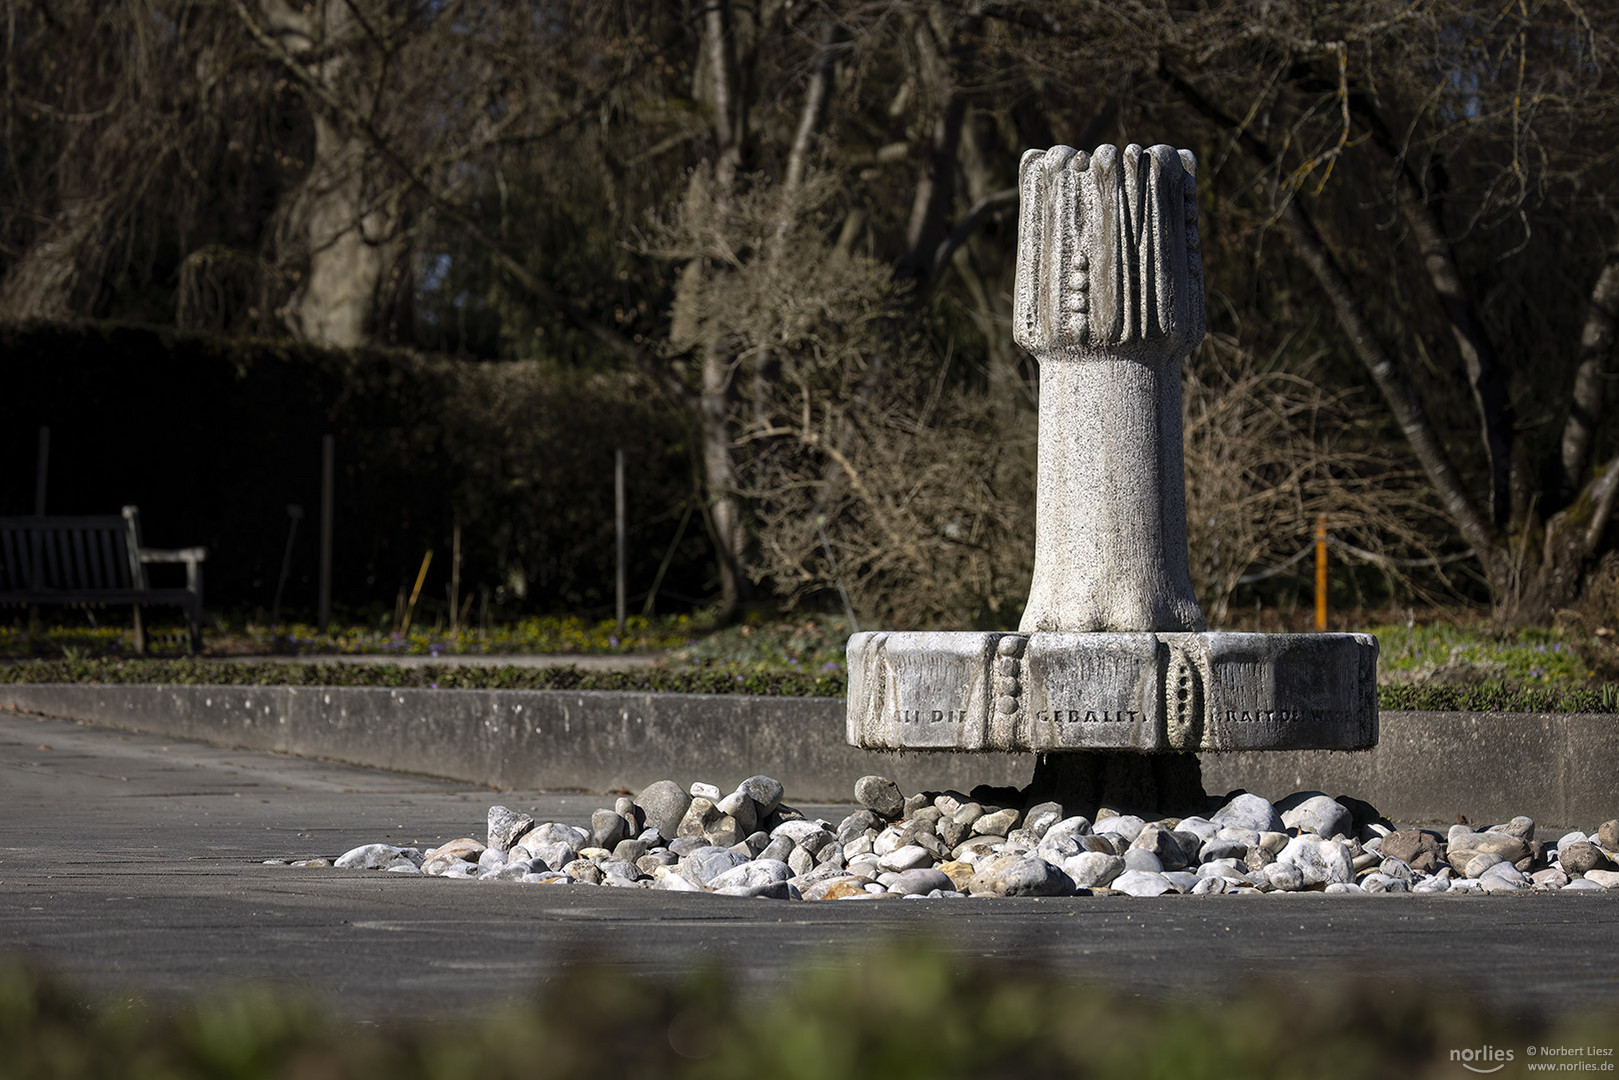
[34, 427, 49, 516]
[271, 505, 304, 628]
[615, 448, 627, 638]
[319, 434, 334, 633]
[29, 427, 48, 637]
[450, 513, 462, 634]
[1314, 514, 1328, 632]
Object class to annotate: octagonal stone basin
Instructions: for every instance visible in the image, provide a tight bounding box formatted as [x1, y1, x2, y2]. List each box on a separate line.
[847, 630, 1377, 754]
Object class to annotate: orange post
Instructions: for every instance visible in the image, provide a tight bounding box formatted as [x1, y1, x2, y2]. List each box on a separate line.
[1313, 515, 1328, 631]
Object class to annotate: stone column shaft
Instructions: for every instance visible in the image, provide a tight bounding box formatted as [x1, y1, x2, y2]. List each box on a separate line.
[1013, 143, 1206, 634]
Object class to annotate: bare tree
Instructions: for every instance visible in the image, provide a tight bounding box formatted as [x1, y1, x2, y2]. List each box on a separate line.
[1002, 0, 1619, 617]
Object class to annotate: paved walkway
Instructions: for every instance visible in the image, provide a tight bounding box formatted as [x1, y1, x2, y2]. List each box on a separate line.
[1, 710, 1615, 1024]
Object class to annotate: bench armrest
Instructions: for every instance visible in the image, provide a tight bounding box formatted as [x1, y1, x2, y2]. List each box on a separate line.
[138, 547, 208, 564]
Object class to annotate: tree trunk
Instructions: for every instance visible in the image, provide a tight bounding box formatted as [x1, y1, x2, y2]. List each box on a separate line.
[1162, 64, 1514, 601]
[1355, 101, 1518, 526]
[1560, 240, 1619, 501]
[282, 114, 396, 347]
[689, 0, 748, 621]
[253, 0, 399, 348]
[0, 196, 106, 320]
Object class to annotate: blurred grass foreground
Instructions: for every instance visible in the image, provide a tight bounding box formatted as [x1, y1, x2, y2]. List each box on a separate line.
[2, 943, 1611, 1080]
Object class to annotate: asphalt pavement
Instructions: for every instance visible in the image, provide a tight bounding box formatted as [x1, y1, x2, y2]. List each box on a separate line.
[2, 709, 1616, 1024]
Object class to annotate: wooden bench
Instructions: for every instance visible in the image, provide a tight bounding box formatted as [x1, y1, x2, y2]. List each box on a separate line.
[0, 506, 207, 653]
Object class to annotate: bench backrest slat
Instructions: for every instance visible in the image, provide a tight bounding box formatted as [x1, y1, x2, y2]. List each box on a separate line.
[70, 529, 89, 590]
[0, 529, 20, 592]
[89, 529, 108, 589]
[0, 517, 135, 593]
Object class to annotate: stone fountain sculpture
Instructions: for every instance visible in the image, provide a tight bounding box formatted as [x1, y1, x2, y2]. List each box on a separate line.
[846, 143, 1378, 812]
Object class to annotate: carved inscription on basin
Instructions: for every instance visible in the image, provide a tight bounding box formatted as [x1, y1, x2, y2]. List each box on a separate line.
[847, 631, 1378, 754]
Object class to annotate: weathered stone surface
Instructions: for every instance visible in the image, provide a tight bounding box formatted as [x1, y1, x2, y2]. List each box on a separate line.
[522, 840, 576, 870]
[1110, 869, 1175, 897]
[836, 809, 878, 844]
[1211, 794, 1284, 835]
[1262, 862, 1304, 891]
[634, 780, 691, 841]
[967, 854, 1075, 897]
[973, 807, 1021, 836]
[1277, 836, 1353, 887]
[1161, 871, 1198, 893]
[1448, 831, 1529, 867]
[738, 775, 786, 817]
[677, 797, 717, 839]
[709, 859, 791, 891]
[335, 844, 419, 870]
[1023, 802, 1065, 838]
[1199, 838, 1248, 863]
[680, 846, 751, 888]
[1012, 144, 1204, 634]
[1490, 816, 1536, 841]
[1381, 829, 1442, 874]
[878, 845, 934, 873]
[1280, 795, 1352, 839]
[1093, 814, 1147, 844]
[486, 806, 536, 852]
[653, 869, 702, 892]
[854, 775, 905, 819]
[1130, 825, 1189, 870]
[1585, 868, 1619, 889]
[589, 809, 629, 851]
[1531, 867, 1569, 888]
[613, 838, 651, 864]
[1062, 852, 1125, 889]
[426, 837, 486, 861]
[846, 631, 1377, 752]
[1560, 841, 1613, 876]
[1598, 819, 1619, 851]
[1123, 849, 1163, 873]
[704, 813, 745, 849]
[887, 868, 953, 896]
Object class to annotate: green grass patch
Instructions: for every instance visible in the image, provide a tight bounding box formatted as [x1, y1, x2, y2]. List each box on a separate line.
[6, 656, 1619, 712]
[1376, 680, 1619, 713]
[1, 944, 1607, 1080]
[12, 614, 1619, 711]
[0, 613, 709, 661]
[1369, 621, 1599, 685]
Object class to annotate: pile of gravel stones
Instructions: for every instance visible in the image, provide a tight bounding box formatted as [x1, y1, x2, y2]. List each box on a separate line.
[277, 774, 1619, 899]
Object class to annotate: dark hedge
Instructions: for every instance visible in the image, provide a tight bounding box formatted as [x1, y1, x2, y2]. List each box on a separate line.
[0, 659, 845, 698]
[2, 320, 707, 619]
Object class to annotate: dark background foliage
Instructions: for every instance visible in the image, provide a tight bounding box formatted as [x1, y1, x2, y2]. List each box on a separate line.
[1, 322, 703, 621]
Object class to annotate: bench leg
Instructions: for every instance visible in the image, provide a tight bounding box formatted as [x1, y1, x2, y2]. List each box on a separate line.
[132, 604, 145, 655]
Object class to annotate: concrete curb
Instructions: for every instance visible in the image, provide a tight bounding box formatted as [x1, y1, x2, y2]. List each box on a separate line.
[2, 683, 1614, 825]
[0, 683, 1028, 799]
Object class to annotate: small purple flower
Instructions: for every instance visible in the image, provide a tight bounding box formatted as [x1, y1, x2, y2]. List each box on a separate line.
[821, 661, 842, 673]
[609, 635, 619, 648]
